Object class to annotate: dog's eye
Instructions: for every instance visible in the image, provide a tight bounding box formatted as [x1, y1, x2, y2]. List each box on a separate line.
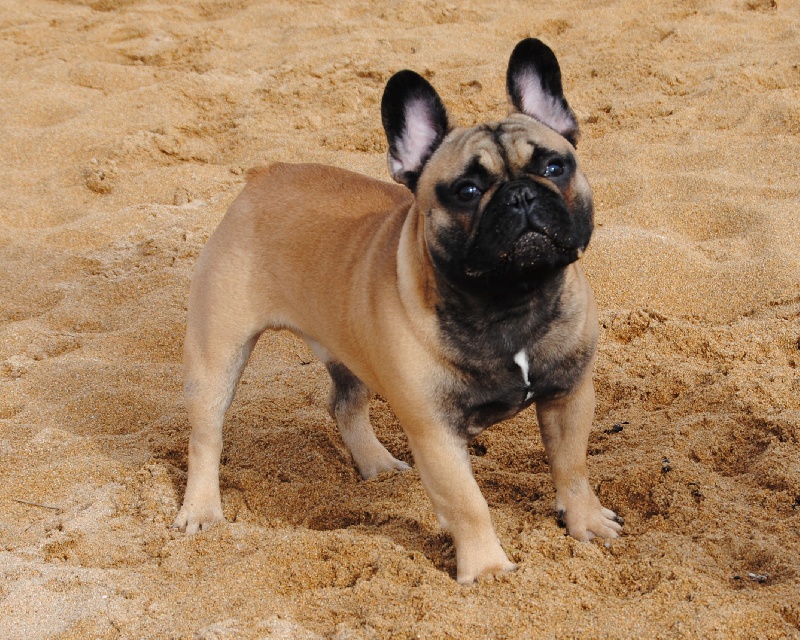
[456, 183, 483, 202]
[543, 160, 565, 178]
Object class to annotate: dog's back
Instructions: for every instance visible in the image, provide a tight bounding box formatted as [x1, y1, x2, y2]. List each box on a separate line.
[245, 162, 412, 222]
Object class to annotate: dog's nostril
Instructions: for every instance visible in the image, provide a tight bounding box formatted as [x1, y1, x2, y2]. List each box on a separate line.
[506, 187, 536, 211]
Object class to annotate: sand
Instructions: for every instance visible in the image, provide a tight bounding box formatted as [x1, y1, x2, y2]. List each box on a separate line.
[1, 0, 799, 637]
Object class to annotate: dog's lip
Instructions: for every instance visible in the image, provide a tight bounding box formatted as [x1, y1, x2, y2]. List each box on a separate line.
[461, 223, 582, 279]
[516, 226, 575, 252]
[462, 229, 581, 279]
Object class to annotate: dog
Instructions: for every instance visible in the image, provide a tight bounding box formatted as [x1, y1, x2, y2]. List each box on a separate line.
[173, 38, 622, 584]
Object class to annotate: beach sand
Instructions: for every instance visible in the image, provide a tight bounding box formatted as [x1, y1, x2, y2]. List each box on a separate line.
[1, 0, 799, 637]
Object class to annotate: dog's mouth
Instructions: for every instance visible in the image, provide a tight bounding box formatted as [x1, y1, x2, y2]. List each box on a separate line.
[508, 228, 582, 270]
[464, 229, 578, 276]
[462, 206, 586, 282]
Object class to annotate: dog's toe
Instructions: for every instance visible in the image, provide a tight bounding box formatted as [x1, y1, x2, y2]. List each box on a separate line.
[173, 504, 223, 535]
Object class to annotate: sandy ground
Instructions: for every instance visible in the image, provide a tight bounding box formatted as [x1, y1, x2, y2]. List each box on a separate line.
[1, 0, 799, 637]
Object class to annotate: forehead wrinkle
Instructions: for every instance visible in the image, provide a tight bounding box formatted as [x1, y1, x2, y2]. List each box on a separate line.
[492, 121, 541, 172]
[490, 125, 513, 178]
[460, 125, 507, 177]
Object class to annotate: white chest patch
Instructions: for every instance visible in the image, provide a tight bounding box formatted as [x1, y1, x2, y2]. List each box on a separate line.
[514, 350, 534, 401]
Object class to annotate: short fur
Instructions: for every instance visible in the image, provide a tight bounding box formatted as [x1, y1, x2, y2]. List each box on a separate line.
[173, 39, 622, 584]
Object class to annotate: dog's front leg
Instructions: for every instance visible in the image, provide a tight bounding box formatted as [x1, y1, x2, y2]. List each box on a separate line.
[404, 422, 517, 584]
[536, 368, 622, 541]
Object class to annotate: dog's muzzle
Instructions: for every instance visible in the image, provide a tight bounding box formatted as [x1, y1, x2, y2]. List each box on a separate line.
[461, 179, 590, 282]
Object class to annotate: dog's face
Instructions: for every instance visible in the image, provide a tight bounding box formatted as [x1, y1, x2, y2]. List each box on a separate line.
[382, 39, 593, 291]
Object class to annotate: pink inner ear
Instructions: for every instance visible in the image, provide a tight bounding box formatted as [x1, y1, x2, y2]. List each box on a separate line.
[517, 71, 575, 138]
[393, 98, 439, 174]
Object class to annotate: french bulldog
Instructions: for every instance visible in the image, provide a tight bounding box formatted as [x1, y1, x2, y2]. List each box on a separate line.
[173, 38, 622, 583]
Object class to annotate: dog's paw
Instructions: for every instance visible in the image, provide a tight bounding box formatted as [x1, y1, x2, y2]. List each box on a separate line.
[172, 502, 224, 535]
[354, 447, 412, 480]
[556, 489, 623, 541]
[456, 542, 517, 585]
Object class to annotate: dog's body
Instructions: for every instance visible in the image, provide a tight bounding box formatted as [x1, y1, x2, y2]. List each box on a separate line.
[174, 39, 622, 583]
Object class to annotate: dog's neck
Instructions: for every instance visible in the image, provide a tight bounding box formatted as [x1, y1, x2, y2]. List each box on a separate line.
[434, 267, 581, 392]
[434, 266, 568, 342]
[395, 203, 446, 344]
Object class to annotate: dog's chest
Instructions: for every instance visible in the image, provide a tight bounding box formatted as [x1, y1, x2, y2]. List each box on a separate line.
[446, 341, 591, 438]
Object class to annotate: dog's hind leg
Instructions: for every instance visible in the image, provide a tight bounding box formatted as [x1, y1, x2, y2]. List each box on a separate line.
[324, 360, 411, 479]
[173, 254, 264, 534]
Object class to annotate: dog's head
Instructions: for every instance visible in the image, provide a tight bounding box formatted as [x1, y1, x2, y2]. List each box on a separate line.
[382, 39, 593, 291]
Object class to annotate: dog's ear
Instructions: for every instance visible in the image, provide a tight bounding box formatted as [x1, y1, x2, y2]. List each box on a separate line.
[382, 70, 450, 190]
[506, 38, 580, 147]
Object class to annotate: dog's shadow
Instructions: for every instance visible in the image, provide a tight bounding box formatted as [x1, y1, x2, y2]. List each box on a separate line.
[180, 409, 460, 580]
[302, 504, 458, 580]
[222, 470, 459, 580]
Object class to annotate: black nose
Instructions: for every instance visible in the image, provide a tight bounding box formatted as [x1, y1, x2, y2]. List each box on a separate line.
[506, 184, 537, 213]
[504, 183, 547, 231]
